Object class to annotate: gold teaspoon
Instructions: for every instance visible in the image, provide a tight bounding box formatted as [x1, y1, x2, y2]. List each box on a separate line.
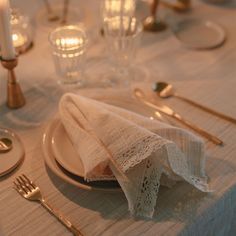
[134, 88, 223, 146]
[153, 82, 236, 124]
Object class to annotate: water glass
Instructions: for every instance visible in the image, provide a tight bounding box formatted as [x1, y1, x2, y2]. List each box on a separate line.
[101, 0, 136, 19]
[103, 16, 142, 83]
[49, 25, 88, 85]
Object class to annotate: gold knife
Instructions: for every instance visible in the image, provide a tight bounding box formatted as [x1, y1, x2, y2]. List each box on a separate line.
[134, 88, 223, 146]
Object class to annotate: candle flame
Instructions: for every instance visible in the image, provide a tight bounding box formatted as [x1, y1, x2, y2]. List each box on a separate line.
[12, 33, 27, 48]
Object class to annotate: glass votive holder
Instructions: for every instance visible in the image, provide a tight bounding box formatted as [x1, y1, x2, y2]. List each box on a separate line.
[10, 9, 33, 55]
[49, 25, 88, 86]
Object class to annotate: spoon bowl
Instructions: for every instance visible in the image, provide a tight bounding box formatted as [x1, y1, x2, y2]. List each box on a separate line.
[0, 138, 13, 153]
[152, 82, 174, 98]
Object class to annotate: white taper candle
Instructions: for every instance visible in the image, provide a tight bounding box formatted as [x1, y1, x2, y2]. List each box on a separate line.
[0, 0, 15, 60]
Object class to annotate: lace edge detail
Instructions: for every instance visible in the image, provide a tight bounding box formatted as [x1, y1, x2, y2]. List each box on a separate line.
[117, 135, 171, 173]
[130, 157, 162, 218]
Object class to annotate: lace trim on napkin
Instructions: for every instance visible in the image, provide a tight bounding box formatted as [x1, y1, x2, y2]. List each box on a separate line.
[126, 143, 209, 218]
[131, 158, 162, 218]
[117, 134, 170, 172]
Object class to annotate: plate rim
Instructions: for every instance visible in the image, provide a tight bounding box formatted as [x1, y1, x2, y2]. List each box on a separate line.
[42, 118, 121, 192]
[173, 18, 226, 49]
[0, 127, 25, 177]
[51, 119, 85, 177]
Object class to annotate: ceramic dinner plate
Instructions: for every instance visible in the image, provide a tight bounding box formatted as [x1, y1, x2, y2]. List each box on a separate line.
[173, 18, 226, 49]
[42, 97, 164, 191]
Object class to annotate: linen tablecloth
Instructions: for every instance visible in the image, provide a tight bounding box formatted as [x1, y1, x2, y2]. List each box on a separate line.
[0, 0, 236, 235]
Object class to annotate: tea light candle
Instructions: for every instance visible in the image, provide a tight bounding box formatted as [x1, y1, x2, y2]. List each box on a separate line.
[54, 36, 85, 58]
[55, 37, 84, 50]
[0, 0, 15, 60]
[12, 32, 28, 48]
[49, 25, 88, 85]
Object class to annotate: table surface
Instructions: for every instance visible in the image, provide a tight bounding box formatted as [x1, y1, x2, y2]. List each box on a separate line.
[0, 0, 236, 235]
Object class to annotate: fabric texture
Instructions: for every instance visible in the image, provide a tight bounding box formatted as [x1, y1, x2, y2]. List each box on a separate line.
[59, 93, 209, 218]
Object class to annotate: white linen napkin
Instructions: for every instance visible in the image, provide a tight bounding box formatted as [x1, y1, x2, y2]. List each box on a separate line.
[59, 93, 209, 218]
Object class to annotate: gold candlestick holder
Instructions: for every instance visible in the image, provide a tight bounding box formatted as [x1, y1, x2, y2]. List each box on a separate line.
[143, 0, 167, 32]
[1, 57, 26, 109]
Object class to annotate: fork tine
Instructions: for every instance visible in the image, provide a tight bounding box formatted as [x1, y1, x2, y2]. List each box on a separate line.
[22, 174, 36, 188]
[19, 176, 33, 191]
[13, 181, 27, 194]
[16, 177, 31, 193]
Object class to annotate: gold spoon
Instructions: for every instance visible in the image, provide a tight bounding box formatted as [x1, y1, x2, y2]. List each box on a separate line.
[153, 81, 236, 124]
[0, 138, 12, 153]
[134, 88, 223, 145]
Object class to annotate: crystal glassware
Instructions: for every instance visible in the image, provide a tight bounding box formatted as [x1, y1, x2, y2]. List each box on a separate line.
[103, 16, 143, 85]
[2, 9, 33, 55]
[101, 0, 136, 19]
[100, 0, 136, 36]
[49, 25, 88, 86]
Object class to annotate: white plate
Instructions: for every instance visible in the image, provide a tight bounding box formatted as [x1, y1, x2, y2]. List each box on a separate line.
[173, 19, 226, 49]
[42, 97, 165, 191]
[42, 118, 121, 191]
[51, 120, 84, 177]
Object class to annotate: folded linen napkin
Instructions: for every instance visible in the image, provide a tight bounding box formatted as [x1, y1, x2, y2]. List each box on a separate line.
[59, 93, 209, 218]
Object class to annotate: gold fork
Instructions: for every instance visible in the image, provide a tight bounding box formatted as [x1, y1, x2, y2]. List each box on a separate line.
[13, 174, 84, 236]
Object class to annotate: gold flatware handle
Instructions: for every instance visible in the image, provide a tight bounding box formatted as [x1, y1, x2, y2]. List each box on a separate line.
[134, 88, 223, 146]
[41, 199, 84, 236]
[172, 112, 223, 145]
[175, 94, 236, 124]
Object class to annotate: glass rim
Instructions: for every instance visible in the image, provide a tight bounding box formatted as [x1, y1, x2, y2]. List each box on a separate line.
[103, 16, 143, 38]
[48, 24, 88, 49]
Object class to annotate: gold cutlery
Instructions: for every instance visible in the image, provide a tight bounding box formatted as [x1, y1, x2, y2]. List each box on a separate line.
[153, 82, 236, 124]
[134, 88, 223, 145]
[43, 0, 60, 22]
[13, 174, 84, 236]
[0, 138, 12, 153]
